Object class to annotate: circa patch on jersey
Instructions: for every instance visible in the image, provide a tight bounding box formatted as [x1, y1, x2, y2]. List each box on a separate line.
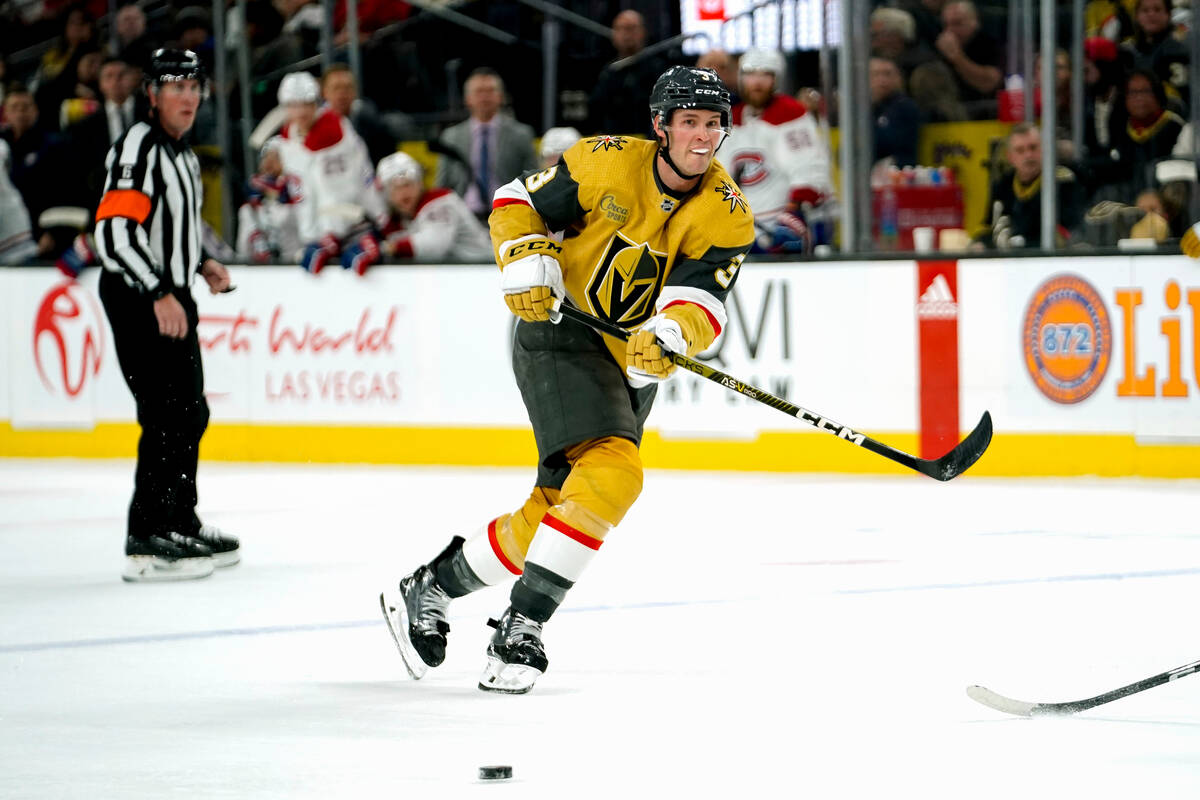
[588, 135, 628, 153]
[586, 231, 667, 328]
[714, 180, 748, 214]
[599, 194, 630, 224]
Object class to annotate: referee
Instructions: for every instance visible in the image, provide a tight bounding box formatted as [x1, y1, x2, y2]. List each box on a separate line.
[95, 49, 240, 582]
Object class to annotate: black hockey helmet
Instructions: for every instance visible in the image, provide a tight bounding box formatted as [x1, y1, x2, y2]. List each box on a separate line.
[649, 66, 732, 180]
[145, 48, 209, 97]
[649, 66, 732, 130]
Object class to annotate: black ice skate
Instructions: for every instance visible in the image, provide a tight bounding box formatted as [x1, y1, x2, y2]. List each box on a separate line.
[188, 524, 240, 568]
[123, 533, 214, 582]
[478, 607, 548, 694]
[380, 565, 452, 680]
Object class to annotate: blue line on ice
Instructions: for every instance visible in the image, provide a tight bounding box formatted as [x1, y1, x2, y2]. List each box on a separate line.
[0, 598, 728, 654]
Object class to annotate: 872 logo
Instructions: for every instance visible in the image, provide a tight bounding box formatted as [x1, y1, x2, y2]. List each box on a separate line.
[1022, 274, 1112, 404]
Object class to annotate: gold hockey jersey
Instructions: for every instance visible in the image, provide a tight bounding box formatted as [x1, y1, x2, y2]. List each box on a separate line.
[490, 136, 755, 366]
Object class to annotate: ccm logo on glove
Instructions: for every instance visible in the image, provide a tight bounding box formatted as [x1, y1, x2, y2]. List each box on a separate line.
[504, 238, 563, 260]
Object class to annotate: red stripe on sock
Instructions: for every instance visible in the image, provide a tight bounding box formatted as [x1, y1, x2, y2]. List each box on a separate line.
[541, 514, 603, 550]
[487, 518, 522, 575]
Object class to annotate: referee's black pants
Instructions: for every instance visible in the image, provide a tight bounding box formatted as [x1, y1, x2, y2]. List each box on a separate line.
[99, 271, 210, 541]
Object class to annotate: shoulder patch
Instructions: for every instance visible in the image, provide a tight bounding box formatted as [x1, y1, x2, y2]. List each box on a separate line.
[586, 135, 629, 153]
[713, 180, 749, 214]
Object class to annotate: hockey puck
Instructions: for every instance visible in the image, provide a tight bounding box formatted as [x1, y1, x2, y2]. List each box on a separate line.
[478, 765, 512, 781]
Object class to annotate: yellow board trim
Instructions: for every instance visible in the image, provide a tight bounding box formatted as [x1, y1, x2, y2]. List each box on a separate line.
[2, 422, 1199, 478]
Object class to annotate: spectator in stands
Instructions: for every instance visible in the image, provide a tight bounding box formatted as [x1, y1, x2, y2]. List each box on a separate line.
[112, 2, 156, 67]
[898, 0, 946, 52]
[321, 63, 398, 165]
[1, 87, 67, 255]
[976, 123, 1085, 249]
[237, 137, 303, 263]
[1034, 49, 1079, 161]
[66, 56, 142, 215]
[275, 70, 383, 273]
[695, 49, 739, 102]
[909, 60, 968, 122]
[871, 7, 937, 84]
[57, 49, 104, 129]
[172, 6, 213, 71]
[1121, 0, 1190, 113]
[1102, 69, 1192, 198]
[0, 138, 39, 263]
[870, 57, 921, 168]
[1083, 36, 1125, 164]
[373, 151, 492, 266]
[588, 10, 667, 136]
[725, 48, 833, 252]
[936, 0, 1003, 116]
[435, 67, 537, 222]
[539, 126, 581, 168]
[33, 6, 98, 130]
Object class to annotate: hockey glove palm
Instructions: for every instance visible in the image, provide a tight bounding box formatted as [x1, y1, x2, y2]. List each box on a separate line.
[498, 235, 565, 323]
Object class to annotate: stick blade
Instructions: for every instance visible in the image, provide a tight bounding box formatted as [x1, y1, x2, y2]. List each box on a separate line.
[928, 411, 993, 481]
[966, 684, 1038, 716]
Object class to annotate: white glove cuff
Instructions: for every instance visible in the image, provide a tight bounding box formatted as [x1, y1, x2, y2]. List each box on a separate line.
[641, 313, 686, 354]
[499, 253, 565, 298]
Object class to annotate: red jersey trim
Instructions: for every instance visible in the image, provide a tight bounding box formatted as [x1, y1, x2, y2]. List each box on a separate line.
[492, 197, 529, 209]
[542, 514, 604, 551]
[416, 187, 453, 215]
[662, 299, 723, 339]
[303, 110, 345, 151]
[732, 94, 807, 126]
[488, 518, 523, 575]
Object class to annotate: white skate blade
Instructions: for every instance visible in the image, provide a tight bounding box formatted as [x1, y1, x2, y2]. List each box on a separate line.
[379, 591, 428, 680]
[212, 549, 240, 568]
[122, 555, 214, 582]
[478, 655, 542, 694]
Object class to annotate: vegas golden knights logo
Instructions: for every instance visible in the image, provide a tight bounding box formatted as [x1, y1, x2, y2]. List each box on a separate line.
[586, 232, 667, 327]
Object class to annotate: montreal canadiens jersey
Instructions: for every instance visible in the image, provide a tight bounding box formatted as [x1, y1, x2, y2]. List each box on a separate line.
[278, 109, 384, 243]
[725, 95, 833, 226]
[490, 136, 755, 366]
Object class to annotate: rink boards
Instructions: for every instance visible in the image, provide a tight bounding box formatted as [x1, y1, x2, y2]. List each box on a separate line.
[1, 257, 1197, 477]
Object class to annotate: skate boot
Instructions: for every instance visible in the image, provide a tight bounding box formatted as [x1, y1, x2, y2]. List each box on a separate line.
[123, 533, 214, 582]
[478, 607, 548, 694]
[380, 565, 452, 680]
[189, 524, 240, 568]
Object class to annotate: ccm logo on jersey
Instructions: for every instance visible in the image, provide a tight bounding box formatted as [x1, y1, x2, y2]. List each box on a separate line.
[506, 239, 563, 259]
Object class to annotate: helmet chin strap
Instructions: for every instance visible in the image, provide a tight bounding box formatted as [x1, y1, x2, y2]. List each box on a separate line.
[656, 128, 705, 182]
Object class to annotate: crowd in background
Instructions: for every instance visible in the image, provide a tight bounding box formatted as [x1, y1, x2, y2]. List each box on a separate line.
[0, 0, 1194, 268]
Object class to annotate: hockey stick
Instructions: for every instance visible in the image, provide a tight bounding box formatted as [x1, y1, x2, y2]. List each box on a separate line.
[551, 300, 992, 481]
[967, 658, 1200, 716]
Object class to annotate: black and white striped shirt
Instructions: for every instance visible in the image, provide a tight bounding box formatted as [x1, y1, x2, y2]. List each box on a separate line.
[95, 121, 205, 296]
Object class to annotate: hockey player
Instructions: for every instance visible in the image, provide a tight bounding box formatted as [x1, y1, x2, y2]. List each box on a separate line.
[274, 70, 384, 273]
[236, 137, 302, 263]
[381, 66, 755, 693]
[724, 48, 834, 253]
[364, 151, 492, 268]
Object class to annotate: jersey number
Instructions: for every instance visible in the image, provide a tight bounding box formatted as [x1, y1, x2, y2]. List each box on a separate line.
[524, 166, 558, 193]
[714, 252, 746, 290]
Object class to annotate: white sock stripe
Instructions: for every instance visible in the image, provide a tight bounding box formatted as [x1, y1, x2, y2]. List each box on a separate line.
[524, 521, 599, 583]
[461, 524, 518, 585]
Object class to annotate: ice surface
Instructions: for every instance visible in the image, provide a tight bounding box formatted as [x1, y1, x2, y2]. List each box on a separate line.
[2, 459, 1199, 798]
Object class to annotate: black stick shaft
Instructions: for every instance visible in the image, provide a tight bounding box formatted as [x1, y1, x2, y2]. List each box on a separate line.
[553, 301, 991, 480]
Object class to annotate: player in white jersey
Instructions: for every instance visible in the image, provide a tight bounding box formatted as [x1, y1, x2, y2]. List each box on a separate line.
[274, 71, 384, 272]
[236, 137, 303, 263]
[361, 151, 492, 269]
[723, 48, 834, 252]
[0, 139, 38, 263]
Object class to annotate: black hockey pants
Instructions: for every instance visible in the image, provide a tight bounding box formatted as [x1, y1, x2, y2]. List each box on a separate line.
[99, 271, 210, 541]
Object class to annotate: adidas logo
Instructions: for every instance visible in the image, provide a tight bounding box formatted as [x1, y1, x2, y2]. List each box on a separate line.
[917, 273, 958, 319]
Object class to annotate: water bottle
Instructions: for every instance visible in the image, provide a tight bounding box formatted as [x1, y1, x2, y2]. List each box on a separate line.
[880, 187, 899, 251]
